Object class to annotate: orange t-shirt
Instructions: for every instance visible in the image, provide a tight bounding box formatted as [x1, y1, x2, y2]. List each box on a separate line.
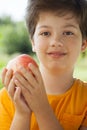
[0, 79, 87, 130]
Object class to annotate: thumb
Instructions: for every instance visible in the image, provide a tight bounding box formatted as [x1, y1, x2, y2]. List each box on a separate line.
[14, 87, 22, 104]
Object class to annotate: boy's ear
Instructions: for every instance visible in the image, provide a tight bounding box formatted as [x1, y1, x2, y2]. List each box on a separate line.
[32, 46, 36, 52]
[81, 39, 87, 52]
[31, 39, 36, 52]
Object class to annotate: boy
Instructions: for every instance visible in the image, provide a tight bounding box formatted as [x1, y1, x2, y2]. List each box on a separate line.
[0, 0, 87, 129]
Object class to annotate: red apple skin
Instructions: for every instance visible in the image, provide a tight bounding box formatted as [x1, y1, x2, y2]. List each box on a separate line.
[6, 54, 38, 72]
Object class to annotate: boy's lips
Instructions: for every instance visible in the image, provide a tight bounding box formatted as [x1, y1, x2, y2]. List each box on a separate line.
[47, 51, 67, 58]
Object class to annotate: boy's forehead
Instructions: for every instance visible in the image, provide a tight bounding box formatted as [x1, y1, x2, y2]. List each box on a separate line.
[38, 11, 79, 24]
[35, 12, 80, 32]
[39, 10, 77, 18]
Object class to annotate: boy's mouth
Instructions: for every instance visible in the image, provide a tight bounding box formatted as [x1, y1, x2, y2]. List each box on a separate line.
[47, 51, 67, 58]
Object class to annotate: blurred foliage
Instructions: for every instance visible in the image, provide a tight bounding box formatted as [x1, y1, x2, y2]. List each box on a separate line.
[0, 15, 15, 25]
[0, 15, 33, 55]
[81, 51, 87, 58]
[3, 23, 32, 54]
[0, 80, 3, 90]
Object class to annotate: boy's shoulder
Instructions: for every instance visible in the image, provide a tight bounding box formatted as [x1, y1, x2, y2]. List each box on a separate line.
[0, 87, 9, 99]
[76, 79, 87, 91]
[74, 78, 87, 91]
[0, 87, 13, 107]
[73, 79, 87, 101]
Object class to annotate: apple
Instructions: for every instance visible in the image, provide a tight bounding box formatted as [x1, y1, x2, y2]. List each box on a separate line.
[6, 54, 38, 72]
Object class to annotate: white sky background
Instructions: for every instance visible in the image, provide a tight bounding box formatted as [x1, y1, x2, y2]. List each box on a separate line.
[0, 0, 28, 21]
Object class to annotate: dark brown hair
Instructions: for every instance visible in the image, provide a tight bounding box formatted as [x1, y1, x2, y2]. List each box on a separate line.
[25, 0, 87, 39]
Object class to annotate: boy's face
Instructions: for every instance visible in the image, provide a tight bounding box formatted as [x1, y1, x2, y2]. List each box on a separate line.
[32, 12, 87, 72]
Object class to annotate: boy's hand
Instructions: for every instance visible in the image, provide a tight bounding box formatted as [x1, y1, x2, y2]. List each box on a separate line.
[14, 63, 49, 115]
[1, 68, 32, 116]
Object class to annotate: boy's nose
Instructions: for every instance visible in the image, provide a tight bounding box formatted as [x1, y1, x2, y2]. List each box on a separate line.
[50, 38, 63, 47]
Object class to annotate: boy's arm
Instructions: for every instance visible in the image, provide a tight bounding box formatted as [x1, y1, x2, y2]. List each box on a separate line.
[80, 127, 87, 130]
[9, 86, 32, 130]
[10, 112, 31, 130]
[35, 104, 63, 130]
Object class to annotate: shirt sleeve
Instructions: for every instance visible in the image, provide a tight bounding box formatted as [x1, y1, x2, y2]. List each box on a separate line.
[0, 88, 15, 130]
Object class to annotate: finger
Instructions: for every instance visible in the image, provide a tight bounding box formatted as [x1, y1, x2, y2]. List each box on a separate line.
[8, 76, 16, 99]
[4, 69, 13, 87]
[14, 72, 32, 89]
[14, 87, 21, 103]
[29, 63, 43, 84]
[14, 78, 32, 94]
[14, 79, 32, 104]
[1, 68, 7, 84]
[18, 67, 38, 88]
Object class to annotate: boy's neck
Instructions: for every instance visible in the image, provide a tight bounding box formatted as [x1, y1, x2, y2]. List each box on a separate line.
[40, 65, 75, 95]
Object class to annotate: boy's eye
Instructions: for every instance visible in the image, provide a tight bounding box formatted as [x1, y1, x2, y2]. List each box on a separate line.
[40, 32, 50, 36]
[63, 31, 74, 36]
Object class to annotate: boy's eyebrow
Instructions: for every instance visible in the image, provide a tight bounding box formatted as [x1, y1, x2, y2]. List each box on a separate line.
[38, 25, 51, 29]
[63, 24, 78, 29]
